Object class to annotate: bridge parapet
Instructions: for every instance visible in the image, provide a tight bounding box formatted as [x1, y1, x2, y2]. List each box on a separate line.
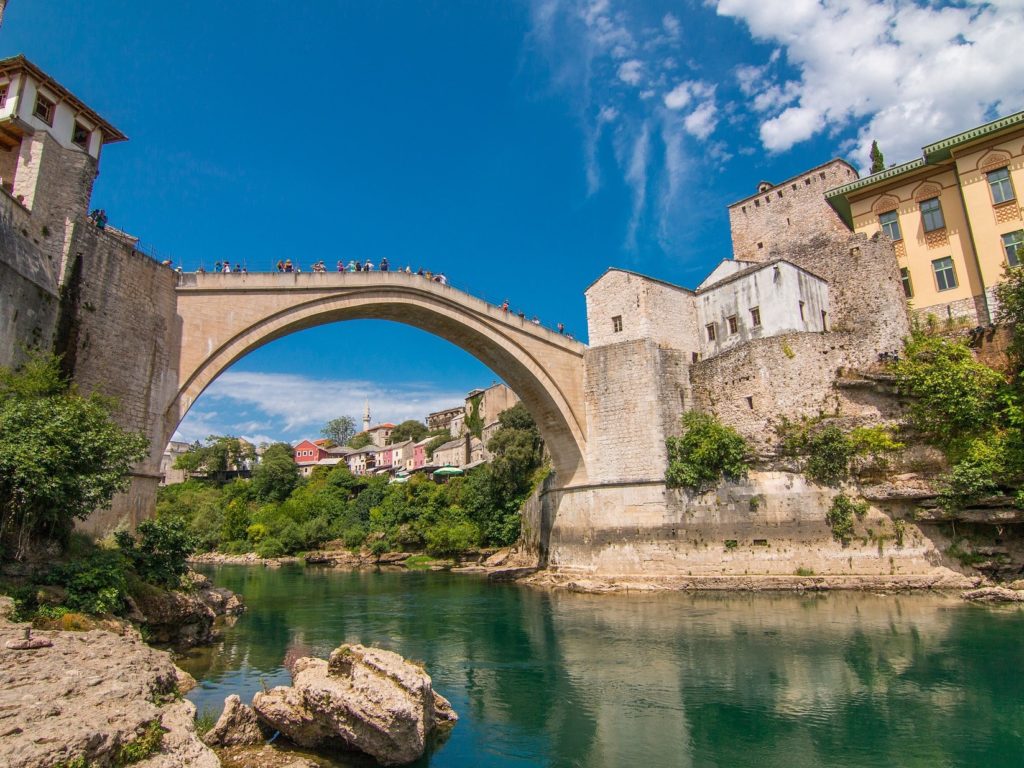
[176, 270, 587, 351]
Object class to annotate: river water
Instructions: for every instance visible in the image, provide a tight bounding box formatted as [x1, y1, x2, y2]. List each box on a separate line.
[180, 565, 1024, 767]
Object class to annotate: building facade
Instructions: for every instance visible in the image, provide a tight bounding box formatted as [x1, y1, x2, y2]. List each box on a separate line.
[826, 111, 1024, 323]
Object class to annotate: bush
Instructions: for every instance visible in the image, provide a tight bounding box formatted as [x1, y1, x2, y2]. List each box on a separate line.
[424, 519, 480, 557]
[48, 549, 130, 615]
[255, 537, 285, 558]
[825, 494, 868, 542]
[938, 436, 1006, 511]
[848, 425, 904, 458]
[115, 518, 195, 589]
[666, 412, 749, 491]
[804, 426, 854, 486]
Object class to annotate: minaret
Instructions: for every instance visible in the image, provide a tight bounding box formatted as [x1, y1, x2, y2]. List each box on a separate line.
[363, 400, 371, 432]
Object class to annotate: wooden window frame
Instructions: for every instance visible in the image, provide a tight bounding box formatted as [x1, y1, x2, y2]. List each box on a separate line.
[705, 323, 716, 342]
[33, 92, 55, 126]
[750, 306, 761, 327]
[879, 210, 902, 241]
[988, 167, 1015, 206]
[71, 120, 90, 149]
[920, 197, 945, 233]
[932, 256, 958, 291]
[727, 315, 739, 335]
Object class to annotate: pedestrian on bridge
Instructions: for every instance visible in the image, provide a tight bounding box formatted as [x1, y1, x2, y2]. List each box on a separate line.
[364, 259, 375, 271]
[380, 257, 389, 272]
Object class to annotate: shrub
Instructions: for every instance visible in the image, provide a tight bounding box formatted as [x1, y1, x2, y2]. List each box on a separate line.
[804, 426, 854, 486]
[48, 549, 130, 615]
[825, 493, 868, 542]
[665, 412, 749, 492]
[938, 436, 1006, 511]
[424, 520, 480, 557]
[115, 518, 195, 589]
[255, 537, 285, 558]
[848, 425, 904, 458]
[893, 519, 906, 548]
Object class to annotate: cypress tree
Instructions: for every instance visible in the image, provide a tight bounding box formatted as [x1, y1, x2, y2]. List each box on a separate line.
[869, 140, 885, 174]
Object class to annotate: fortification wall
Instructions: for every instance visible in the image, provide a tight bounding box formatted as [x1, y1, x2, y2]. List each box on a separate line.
[538, 474, 968, 584]
[583, 339, 689, 483]
[0, 191, 59, 370]
[56, 222, 181, 533]
[728, 159, 858, 262]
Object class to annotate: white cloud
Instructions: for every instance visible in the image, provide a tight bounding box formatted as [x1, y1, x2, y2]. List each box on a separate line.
[617, 59, 643, 85]
[174, 371, 468, 445]
[684, 100, 719, 140]
[663, 82, 692, 110]
[526, 0, 722, 252]
[717, 0, 1024, 167]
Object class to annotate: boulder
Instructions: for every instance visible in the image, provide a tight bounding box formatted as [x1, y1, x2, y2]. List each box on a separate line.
[204, 694, 266, 747]
[253, 643, 457, 765]
[131, 586, 217, 647]
[961, 586, 1024, 603]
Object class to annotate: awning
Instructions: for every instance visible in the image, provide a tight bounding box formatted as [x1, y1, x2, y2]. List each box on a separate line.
[432, 466, 464, 476]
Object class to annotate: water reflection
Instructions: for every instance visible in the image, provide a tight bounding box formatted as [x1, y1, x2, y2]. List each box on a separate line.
[180, 566, 1024, 768]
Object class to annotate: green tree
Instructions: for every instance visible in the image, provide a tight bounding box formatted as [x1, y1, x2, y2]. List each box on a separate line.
[891, 332, 1003, 448]
[250, 442, 300, 502]
[0, 353, 148, 559]
[388, 419, 429, 444]
[348, 431, 373, 449]
[994, 263, 1024, 376]
[174, 435, 254, 479]
[322, 415, 357, 446]
[869, 140, 885, 174]
[665, 412, 749, 492]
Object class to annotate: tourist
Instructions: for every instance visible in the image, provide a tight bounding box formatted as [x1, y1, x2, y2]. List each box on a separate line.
[405, 265, 412, 274]
[557, 322, 564, 334]
[214, 261, 222, 272]
[337, 260, 344, 272]
[531, 316, 540, 325]
[517, 310, 525, 319]
[347, 259, 357, 272]
[95, 209, 107, 230]
[417, 267, 424, 276]
[284, 259, 293, 272]
[240, 265, 247, 274]
[380, 257, 389, 272]
[197, 265, 206, 274]
[234, 264, 242, 273]
[437, 273, 447, 285]
[365, 259, 375, 271]
[501, 299, 509, 312]
[223, 262, 231, 273]
[276, 259, 284, 272]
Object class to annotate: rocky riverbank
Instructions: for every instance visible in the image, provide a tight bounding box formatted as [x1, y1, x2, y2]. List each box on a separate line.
[0, 596, 220, 768]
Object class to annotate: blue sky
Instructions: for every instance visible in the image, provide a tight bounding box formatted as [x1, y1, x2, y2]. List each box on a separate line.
[3, 0, 1021, 445]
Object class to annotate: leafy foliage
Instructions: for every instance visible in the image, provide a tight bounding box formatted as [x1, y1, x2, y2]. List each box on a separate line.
[321, 415, 357, 446]
[826, 494, 868, 542]
[348, 431, 373, 449]
[388, 419, 429, 444]
[995, 263, 1024, 376]
[155, 404, 546, 557]
[804, 426, 855, 486]
[0, 353, 148, 560]
[665, 412, 749, 492]
[891, 332, 1003, 447]
[465, 395, 484, 439]
[114, 518, 196, 589]
[174, 435, 254, 478]
[250, 443, 299, 502]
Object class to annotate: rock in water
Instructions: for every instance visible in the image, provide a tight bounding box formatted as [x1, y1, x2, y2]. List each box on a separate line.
[253, 643, 457, 765]
[204, 694, 266, 747]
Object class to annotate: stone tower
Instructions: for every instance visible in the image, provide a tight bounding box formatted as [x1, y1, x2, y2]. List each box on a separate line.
[363, 400, 371, 432]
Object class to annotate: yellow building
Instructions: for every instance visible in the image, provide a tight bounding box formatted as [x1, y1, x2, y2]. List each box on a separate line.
[826, 111, 1024, 324]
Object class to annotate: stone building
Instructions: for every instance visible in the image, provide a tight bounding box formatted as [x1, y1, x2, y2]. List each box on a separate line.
[826, 110, 1024, 324]
[727, 159, 858, 262]
[159, 440, 191, 486]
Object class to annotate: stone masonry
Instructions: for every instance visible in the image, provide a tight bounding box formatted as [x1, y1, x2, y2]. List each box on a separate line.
[728, 159, 858, 262]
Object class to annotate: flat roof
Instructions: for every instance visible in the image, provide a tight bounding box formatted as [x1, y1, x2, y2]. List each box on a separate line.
[0, 54, 127, 143]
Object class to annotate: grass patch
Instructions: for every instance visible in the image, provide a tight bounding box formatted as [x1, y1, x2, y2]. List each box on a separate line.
[195, 706, 219, 737]
[404, 554, 437, 570]
[116, 720, 164, 765]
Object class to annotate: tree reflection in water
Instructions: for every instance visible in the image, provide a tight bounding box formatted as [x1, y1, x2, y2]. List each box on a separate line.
[179, 566, 1024, 768]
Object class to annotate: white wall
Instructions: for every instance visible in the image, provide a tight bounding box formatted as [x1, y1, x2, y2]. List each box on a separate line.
[11, 75, 101, 158]
[696, 261, 830, 358]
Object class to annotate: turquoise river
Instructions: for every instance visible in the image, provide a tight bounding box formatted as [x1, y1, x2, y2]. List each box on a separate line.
[180, 565, 1024, 767]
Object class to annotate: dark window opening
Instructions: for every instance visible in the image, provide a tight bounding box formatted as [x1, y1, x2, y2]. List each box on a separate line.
[727, 315, 738, 334]
[745, 396, 753, 409]
[900, 267, 914, 297]
[612, 315, 623, 333]
[33, 93, 55, 125]
[71, 121, 90, 149]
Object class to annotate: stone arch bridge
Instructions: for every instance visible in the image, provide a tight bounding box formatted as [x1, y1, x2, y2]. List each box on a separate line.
[170, 271, 590, 485]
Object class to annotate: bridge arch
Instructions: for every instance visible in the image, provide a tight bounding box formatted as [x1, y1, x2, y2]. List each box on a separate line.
[167, 272, 589, 485]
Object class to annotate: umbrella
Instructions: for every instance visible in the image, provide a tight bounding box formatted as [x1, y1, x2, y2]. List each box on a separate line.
[432, 466, 464, 476]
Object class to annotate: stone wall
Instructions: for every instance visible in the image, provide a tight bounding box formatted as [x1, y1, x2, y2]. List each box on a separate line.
[583, 339, 688, 483]
[728, 159, 858, 262]
[585, 269, 698, 356]
[534, 473, 967, 584]
[0, 190, 59, 370]
[55, 221, 181, 533]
